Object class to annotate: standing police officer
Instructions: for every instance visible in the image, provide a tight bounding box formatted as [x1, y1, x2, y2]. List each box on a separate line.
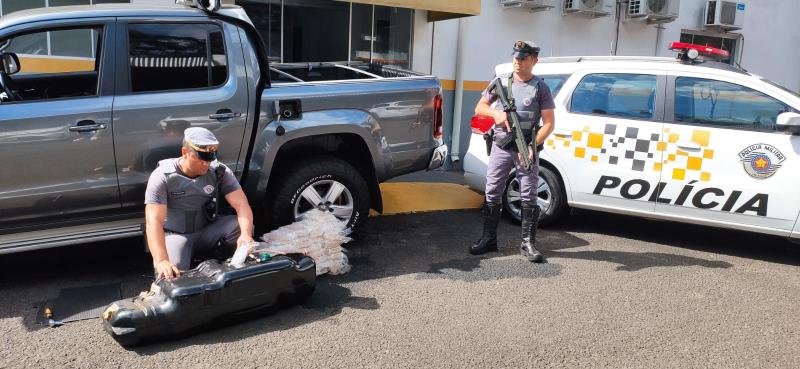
[469, 41, 555, 263]
[144, 127, 255, 279]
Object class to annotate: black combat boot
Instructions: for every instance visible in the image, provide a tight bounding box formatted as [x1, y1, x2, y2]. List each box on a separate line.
[520, 204, 544, 263]
[469, 202, 502, 255]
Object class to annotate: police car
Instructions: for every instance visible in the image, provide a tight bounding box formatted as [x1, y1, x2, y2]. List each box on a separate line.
[463, 43, 800, 240]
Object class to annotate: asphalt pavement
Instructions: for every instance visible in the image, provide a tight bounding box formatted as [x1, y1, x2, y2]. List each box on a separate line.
[2, 201, 799, 368]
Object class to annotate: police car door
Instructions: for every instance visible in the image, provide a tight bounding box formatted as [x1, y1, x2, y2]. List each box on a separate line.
[657, 71, 800, 236]
[546, 70, 665, 214]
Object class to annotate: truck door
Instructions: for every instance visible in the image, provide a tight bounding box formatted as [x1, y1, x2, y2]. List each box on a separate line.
[545, 70, 666, 214]
[656, 72, 800, 236]
[112, 19, 249, 211]
[0, 20, 119, 228]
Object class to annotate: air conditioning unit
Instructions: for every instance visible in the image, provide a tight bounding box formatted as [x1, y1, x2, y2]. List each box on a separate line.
[704, 0, 744, 31]
[500, 0, 556, 12]
[627, 0, 680, 24]
[563, 0, 614, 17]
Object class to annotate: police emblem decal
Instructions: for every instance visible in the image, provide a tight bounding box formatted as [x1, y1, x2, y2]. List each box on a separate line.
[204, 185, 215, 194]
[738, 143, 785, 179]
[523, 97, 532, 107]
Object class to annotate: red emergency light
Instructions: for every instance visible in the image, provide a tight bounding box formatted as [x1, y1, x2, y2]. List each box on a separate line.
[669, 42, 730, 61]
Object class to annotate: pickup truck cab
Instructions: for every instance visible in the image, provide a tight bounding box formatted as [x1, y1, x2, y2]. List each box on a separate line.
[0, 4, 446, 253]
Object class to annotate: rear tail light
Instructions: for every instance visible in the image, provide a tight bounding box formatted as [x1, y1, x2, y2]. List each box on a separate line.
[433, 94, 443, 139]
[471, 115, 494, 134]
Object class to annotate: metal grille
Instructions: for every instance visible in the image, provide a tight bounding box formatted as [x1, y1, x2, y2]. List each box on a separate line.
[648, 0, 667, 13]
[629, 0, 641, 14]
[720, 1, 737, 24]
[566, 0, 574, 8]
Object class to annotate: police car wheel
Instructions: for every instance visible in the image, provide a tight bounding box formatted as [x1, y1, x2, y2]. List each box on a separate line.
[501, 166, 566, 226]
[269, 156, 370, 233]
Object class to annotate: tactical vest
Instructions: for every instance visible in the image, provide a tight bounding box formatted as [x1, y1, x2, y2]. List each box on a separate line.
[491, 73, 542, 135]
[159, 158, 224, 234]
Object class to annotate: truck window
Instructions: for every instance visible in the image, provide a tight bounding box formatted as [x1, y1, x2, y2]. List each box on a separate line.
[674, 77, 792, 131]
[128, 23, 228, 93]
[570, 73, 657, 120]
[0, 26, 102, 101]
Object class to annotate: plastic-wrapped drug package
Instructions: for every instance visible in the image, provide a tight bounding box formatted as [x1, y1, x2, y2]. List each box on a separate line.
[261, 209, 352, 276]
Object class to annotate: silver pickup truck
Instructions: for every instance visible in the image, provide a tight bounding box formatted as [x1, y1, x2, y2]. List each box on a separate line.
[0, 4, 447, 254]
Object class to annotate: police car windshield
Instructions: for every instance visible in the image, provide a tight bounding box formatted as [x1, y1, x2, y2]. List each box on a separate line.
[760, 77, 800, 99]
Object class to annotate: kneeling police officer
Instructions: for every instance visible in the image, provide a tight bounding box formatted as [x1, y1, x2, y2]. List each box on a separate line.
[469, 40, 555, 263]
[144, 127, 255, 279]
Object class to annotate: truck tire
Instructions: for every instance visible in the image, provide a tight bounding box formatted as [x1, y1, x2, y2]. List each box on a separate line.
[501, 166, 567, 227]
[269, 156, 370, 233]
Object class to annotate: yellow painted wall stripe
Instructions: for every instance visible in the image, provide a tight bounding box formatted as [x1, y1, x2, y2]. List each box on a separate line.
[370, 182, 483, 216]
[440, 79, 456, 90]
[18, 56, 95, 74]
[440, 79, 489, 92]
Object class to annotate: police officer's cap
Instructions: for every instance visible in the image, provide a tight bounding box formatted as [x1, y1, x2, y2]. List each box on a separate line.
[512, 40, 540, 59]
[184, 127, 219, 162]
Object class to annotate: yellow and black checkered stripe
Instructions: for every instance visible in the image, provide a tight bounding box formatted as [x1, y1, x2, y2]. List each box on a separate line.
[547, 124, 714, 182]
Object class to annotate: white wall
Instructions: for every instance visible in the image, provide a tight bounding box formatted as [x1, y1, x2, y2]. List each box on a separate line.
[427, 0, 662, 82]
[411, 10, 433, 74]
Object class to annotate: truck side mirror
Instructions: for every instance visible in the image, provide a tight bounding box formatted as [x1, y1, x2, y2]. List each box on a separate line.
[776, 112, 800, 135]
[1, 52, 20, 75]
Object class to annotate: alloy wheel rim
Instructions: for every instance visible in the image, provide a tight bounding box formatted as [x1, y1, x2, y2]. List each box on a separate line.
[293, 179, 354, 221]
[505, 174, 552, 220]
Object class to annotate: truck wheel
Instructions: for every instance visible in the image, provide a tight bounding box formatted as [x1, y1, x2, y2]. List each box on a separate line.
[502, 166, 567, 227]
[269, 156, 370, 233]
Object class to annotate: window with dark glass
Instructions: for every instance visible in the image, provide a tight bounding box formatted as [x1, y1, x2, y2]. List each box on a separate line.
[571, 74, 657, 119]
[372, 6, 411, 68]
[282, 0, 349, 62]
[0, 26, 102, 100]
[1, 0, 46, 15]
[674, 77, 791, 131]
[128, 23, 228, 93]
[49, 0, 89, 7]
[350, 3, 373, 64]
[236, 0, 281, 62]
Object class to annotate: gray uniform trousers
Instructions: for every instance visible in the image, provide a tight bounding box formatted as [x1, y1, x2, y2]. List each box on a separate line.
[484, 143, 540, 206]
[164, 215, 241, 271]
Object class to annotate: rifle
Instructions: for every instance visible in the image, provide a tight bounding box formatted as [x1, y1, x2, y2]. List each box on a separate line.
[487, 76, 533, 172]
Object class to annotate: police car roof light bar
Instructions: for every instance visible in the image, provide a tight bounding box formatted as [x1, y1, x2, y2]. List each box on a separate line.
[669, 42, 730, 62]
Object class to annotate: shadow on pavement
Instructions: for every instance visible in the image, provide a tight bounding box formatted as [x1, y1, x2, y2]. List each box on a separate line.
[558, 208, 800, 267]
[547, 250, 732, 272]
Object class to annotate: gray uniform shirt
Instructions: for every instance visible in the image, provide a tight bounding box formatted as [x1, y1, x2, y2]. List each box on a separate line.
[482, 73, 555, 142]
[145, 158, 241, 233]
